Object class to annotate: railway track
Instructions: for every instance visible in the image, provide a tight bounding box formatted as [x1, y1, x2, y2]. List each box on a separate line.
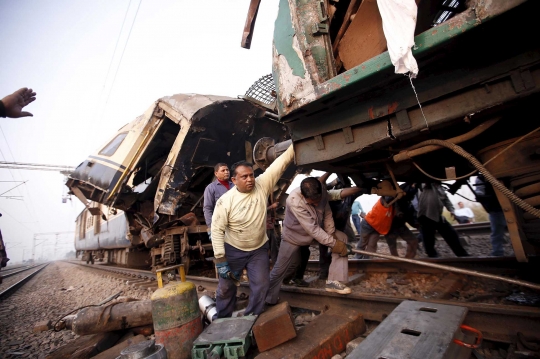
[1, 264, 30, 274]
[307, 256, 538, 275]
[410, 221, 491, 236]
[0, 263, 49, 300]
[65, 259, 540, 343]
[1, 264, 44, 279]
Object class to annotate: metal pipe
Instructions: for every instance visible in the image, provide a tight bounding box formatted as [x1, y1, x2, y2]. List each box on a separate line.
[266, 139, 293, 164]
[199, 295, 217, 323]
[70, 300, 153, 335]
[393, 117, 500, 162]
[265, 111, 280, 120]
[351, 248, 540, 291]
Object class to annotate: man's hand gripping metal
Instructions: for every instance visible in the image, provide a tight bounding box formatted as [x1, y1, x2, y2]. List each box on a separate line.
[215, 258, 241, 286]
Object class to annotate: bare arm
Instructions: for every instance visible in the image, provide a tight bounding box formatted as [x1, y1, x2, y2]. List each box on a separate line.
[441, 191, 455, 214]
[318, 172, 332, 185]
[267, 202, 278, 211]
[339, 187, 363, 199]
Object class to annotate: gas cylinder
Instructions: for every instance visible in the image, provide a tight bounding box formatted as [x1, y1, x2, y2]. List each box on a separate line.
[151, 264, 202, 359]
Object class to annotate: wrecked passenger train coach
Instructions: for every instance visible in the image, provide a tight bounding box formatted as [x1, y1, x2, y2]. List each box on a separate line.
[67, 94, 293, 271]
[259, 0, 540, 260]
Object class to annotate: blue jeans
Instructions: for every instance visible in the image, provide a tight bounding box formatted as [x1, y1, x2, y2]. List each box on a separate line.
[215, 242, 270, 318]
[351, 215, 362, 236]
[489, 211, 506, 256]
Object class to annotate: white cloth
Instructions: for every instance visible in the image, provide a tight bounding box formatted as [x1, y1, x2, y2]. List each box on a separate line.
[377, 0, 419, 77]
[455, 207, 474, 219]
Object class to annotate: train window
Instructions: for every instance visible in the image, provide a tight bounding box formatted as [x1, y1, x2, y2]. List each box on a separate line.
[86, 214, 93, 230]
[93, 205, 101, 234]
[99, 132, 128, 157]
[78, 212, 86, 239]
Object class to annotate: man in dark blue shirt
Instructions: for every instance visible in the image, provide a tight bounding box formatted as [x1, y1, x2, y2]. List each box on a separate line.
[203, 163, 234, 237]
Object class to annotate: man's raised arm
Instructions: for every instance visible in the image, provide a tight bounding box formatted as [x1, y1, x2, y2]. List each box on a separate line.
[211, 199, 228, 259]
[257, 145, 295, 195]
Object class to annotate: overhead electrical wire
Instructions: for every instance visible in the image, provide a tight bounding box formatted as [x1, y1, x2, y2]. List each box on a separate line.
[0, 137, 42, 232]
[0, 206, 37, 235]
[102, 0, 134, 96]
[102, 0, 143, 114]
[83, 0, 135, 154]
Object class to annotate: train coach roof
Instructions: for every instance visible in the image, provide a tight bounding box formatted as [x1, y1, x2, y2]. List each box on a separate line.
[160, 93, 240, 120]
[116, 94, 241, 133]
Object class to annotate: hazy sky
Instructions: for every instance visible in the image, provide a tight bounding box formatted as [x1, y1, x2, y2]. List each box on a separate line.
[0, 0, 280, 262]
[0, 0, 479, 264]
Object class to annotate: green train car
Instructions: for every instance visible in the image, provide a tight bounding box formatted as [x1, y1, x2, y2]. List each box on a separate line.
[244, 0, 539, 260]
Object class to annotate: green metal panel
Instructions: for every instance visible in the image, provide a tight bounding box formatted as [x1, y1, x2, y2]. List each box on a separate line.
[192, 316, 257, 359]
[274, 7, 497, 120]
[274, 0, 306, 78]
[315, 10, 479, 104]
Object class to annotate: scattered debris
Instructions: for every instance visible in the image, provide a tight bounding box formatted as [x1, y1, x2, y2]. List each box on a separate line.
[346, 336, 365, 355]
[91, 334, 146, 359]
[256, 306, 365, 359]
[253, 301, 296, 352]
[33, 320, 52, 333]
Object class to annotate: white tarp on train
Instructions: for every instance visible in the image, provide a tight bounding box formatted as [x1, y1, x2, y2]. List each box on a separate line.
[377, 0, 419, 77]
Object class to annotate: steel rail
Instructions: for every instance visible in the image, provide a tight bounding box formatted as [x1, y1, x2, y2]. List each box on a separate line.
[0, 263, 49, 300]
[1, 264, 29, 272]
[1, 264, 43, 279]
[409, 221, 490, 235]
[66, 260, 540, 343]
[1, 266, 31, 275]
[350, 248, 540, 291]
[341, 221, 490, 240]
[306, 256, 535, 275]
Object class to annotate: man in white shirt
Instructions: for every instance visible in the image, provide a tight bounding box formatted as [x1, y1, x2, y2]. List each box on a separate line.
[454, 202, 474, 224]
[211, 145, 295, 318]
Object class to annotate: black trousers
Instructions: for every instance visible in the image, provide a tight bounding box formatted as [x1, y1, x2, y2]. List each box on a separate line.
[418, 215, 468, 258]
[292, 245, 311, 281]
[318, 244, 332, 278]
[267, 228, 280, 265]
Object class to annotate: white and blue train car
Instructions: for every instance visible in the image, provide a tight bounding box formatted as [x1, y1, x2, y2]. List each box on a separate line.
[74, 203, 150, 267]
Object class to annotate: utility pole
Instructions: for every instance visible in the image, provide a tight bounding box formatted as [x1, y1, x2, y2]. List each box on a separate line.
[32, 231, 74, 262]
[32, 235, 36, 263]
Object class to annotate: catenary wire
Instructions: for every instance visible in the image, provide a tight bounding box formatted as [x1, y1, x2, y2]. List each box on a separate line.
[101, 0, 143, 115]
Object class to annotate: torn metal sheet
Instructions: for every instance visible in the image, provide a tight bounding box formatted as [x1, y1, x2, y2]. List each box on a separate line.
[67, 94, 294, 270]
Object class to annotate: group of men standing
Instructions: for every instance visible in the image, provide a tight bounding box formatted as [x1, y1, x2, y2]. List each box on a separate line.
[202, 147, 506, 320]
[354, 179, 506, 259]
[202, 146, 353, 319]
[354, 182, 469, 259]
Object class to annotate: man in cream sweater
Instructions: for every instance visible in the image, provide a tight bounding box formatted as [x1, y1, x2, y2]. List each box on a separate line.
[211, 145, 295, 318]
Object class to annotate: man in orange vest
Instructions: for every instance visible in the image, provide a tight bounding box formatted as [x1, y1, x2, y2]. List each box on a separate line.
[355, 194, 418, 259]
